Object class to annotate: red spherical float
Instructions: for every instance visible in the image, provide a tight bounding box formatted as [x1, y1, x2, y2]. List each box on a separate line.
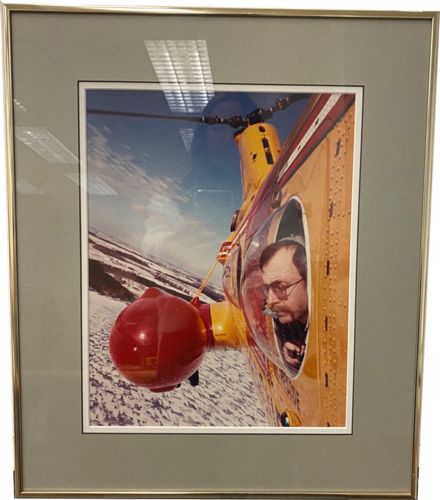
[109, 288, 210, 392]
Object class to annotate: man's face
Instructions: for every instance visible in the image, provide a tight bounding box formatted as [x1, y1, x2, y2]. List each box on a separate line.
[261, 246, 308, 325]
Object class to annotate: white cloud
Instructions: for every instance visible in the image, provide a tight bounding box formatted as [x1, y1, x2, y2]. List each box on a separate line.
[86, 124, 226, 282]
[86, 124, 189, 207]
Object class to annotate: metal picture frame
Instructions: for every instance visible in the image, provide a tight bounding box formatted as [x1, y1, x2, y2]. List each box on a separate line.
[2, 4, 438, 499]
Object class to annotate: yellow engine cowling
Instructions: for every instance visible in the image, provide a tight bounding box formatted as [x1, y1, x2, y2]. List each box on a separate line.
[234, 121, 281, 203]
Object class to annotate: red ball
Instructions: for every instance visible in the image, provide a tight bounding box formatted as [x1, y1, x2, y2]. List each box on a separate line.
[109, 288, 208, 392]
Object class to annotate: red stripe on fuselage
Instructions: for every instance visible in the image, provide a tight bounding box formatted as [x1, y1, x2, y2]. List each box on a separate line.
[277, 94, 355, 185]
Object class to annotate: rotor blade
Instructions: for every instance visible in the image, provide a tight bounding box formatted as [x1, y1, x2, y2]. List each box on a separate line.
[87, 108, 205, 124]
[87, 94, 310, 129]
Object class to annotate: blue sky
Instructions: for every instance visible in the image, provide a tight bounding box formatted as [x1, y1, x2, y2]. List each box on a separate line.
[86, 87, 310, 281]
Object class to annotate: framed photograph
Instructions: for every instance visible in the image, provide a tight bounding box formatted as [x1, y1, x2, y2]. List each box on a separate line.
[3, 4, 438, 499]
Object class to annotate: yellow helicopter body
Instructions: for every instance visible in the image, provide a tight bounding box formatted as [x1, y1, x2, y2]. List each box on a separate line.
[210, 94, 356, 428]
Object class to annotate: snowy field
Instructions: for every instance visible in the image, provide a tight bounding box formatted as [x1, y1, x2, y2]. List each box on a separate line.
[88, 292, 267, 427]
[86, 230, 267, 428]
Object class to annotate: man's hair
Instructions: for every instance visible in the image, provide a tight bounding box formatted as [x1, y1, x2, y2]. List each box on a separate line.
[259, 239, 307, 282]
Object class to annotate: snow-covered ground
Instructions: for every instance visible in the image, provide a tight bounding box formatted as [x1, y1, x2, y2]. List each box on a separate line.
[89, 228, 223, 304]
[86, 231, 267, 428]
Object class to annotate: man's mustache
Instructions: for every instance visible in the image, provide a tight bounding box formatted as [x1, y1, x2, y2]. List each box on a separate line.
[263, 305, 291, 318]
[265, 304, 289, 313]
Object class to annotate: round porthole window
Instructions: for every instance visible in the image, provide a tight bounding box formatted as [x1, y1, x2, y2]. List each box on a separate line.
[241, 198, 310, 377]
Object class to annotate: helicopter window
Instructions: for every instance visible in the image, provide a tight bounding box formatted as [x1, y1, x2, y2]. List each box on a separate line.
[270, 197, 310, 377]
[240, 197, 310, 379]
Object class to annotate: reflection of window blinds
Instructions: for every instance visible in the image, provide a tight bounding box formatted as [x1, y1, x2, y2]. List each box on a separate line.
[15, 126, 78, 164]
[178, 127, 195, 151]
[65, 174, 117, 196]
[144, 40, 214, 113]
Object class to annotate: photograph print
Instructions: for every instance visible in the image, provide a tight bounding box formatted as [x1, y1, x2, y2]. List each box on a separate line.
[80, 79, 362, 433]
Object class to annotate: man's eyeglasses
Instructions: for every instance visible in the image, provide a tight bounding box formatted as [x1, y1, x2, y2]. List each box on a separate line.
[262, 278, 304, 301]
